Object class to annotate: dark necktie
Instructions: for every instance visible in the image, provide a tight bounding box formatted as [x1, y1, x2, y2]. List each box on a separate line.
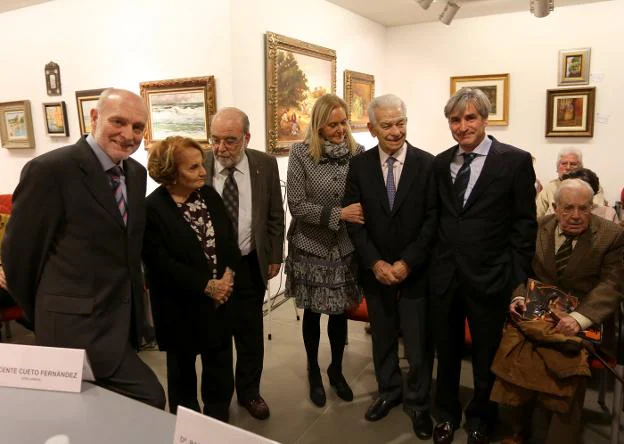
[454, 152, 478, 207]
[555, 235, 574, 279]
[386, 156, 397, 210]
[222, 167, 239, 241]
[107, 166, 127, 225]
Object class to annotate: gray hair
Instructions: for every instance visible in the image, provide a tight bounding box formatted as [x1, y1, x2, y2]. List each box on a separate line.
[554, 178, 594, 205]
[368, 94, 407, 125]
[556, 147, 583, 169]
[212, 107, 250, 134]
[444, 87, 491, 120]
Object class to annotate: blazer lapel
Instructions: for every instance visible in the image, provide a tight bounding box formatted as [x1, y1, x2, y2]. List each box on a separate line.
[124, 159, 144, 231]
[462, 138, 499, 212]
[438, 147, 459, 213]
[246, 149, 263, 231]
[391, 145, 418, 214]
[204, 152, 216, 186]
[76, 139, 125, 228]
[540, 217, 558, 280]
[368, 147, 391, 216]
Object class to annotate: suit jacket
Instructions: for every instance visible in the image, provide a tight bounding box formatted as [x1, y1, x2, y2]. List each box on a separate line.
[533, 214, 624, 325]
[343, 143, 437, 297]
[204, 148, 285, 286]
[142, 185, 240, 352]
[1, 137, 147, 378]
[431, 136, 537, 297]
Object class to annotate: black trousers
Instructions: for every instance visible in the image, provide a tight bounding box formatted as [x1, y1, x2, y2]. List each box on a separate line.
[165, 336, 234, 422]
[432, 277, 508, 432]
[366, 283, 432, 415]
[231, 251, 266, 402]
[95, 342, 166, 409]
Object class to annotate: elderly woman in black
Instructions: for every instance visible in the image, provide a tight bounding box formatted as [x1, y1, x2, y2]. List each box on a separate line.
[142, 136, 239, 421]
[285, 94, 364, 407]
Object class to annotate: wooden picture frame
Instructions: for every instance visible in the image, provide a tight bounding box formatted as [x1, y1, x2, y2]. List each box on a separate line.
[140, 76, 216, 149]
[265, 32, 336, 155]
[558, 48, 591, 86]
[75, 88, 107, 136]
[450, 73, 510, 126]
[546, 87, 595, 137]
[343, 70, 374, 132]
[0, 100, 35, 149]
[43, 101, 69, 137]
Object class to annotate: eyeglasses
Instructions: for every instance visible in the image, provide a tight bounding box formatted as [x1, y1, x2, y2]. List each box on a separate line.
[560, 205, 591, 215]
[209, 136, 243, 148]
[559, 161, 579, 168]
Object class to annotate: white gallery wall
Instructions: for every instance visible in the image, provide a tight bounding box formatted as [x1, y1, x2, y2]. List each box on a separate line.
[385, 0, 623, 204]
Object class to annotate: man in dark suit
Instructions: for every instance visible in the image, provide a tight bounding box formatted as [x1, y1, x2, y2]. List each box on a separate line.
[431, 88, 537, 444]
[344, 94, 437, 440]
[204, 107, 285, 420]
[1, 89, 165, 408]
[505, 178, 624, 444]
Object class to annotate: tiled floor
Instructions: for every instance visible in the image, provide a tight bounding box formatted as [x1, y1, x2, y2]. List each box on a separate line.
[4, 298, 622, 443]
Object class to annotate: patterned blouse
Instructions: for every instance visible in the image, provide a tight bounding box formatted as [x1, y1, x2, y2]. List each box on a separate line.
[176, 191, 218, 279]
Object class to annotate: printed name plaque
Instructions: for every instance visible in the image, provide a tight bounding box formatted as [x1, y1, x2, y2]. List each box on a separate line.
[0, 343, 94, 393]
[173, 406, 281, 444]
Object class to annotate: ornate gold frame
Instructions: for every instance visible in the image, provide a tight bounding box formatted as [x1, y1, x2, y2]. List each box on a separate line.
[0, 100, 35, 149]
[343, 70, 375, 132]
[265, 32, 336, 155]
[140, 76, 217, 149]
[450, 73, 510, 126]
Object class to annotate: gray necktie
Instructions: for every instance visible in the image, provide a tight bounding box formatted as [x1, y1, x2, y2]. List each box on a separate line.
[386, 157, 396, 210]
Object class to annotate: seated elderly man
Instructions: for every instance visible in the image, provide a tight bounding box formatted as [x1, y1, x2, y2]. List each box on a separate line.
[496, 179, 624, 444]
[536, 147, 606, 218]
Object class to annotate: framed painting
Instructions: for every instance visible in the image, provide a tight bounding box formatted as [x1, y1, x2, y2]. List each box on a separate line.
[43, 101, 69, 137]
[140, 76, 216, 149]
[343, 70, 374, 132]
[75, 88, 108, 135]
[450, 73, 510, 126]
[0, 100, 35, 149]
[546, 87, 595, 137]
[558, 48, 591, 86]
[265, 32, 336, 155]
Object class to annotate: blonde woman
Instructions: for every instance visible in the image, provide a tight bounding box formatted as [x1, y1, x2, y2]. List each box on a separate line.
[285, 94, 364, 407]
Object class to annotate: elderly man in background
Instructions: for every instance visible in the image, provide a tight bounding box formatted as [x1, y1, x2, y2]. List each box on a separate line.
[1, 88, 165, 408]
[536, 147, 606, 218]
[204, 107, 284, 420]
[504, 178, 624, 443]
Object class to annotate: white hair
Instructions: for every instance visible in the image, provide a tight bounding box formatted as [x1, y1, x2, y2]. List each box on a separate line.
[368, 94, 407, 125]
[554, 178, 594, 205]
[556, 147, 583, 169]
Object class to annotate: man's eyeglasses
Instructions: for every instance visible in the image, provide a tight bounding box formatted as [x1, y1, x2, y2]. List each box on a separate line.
[209, 136, 242, 148]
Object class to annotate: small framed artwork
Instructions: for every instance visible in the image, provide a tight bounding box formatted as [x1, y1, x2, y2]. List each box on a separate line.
[265, 32, 336, 155]
[75, 88, 108, 135]
[558, 48, 591, 85]
[43, 101, 69, 137]
[0, 100, 35, 149]
[343, 70, 375, 132]
[140, 76, 217, 149]
[546, 87, 595, 137]
[450, 73, 510, 126]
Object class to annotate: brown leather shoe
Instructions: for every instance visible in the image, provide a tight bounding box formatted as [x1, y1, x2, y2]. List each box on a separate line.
[433, 421, 455, 444]
[240, 396, 270, 420]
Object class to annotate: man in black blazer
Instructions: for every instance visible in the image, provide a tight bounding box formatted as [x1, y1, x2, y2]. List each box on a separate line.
[205, 107, 285, 420]
[344, 94, 437, 440]
[1, 89, 165, 408]
[431, 88, 537, 444]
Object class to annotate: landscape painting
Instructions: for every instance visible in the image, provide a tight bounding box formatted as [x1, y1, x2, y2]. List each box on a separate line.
[343, 70, 375, 131]
[0, 100, 35, 149]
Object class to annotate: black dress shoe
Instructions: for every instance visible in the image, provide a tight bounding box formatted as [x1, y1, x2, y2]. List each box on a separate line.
[308, 369, 326, 407]
[327, 366, 353, 401]
[239, 396, 270, 420]
[364, 397, 401, 421]
[411, 411, 433, 440]
[467, 430, 490, 444]
[433, 421, 456, 444]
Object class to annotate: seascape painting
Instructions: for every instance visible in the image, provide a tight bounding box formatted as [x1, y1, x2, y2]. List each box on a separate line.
[148, 90, 207, 140]
[0, 100, 35, 149]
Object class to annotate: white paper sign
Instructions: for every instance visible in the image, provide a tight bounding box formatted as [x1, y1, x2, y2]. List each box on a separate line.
[0, 343, 94, 392]
[173, 406, 281, 444]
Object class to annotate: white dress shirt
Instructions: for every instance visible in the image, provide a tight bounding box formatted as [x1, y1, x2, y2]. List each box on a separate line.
[450, 135, 492, 205]
[379, 142, 407, 188]
[212, 153, 254, 256]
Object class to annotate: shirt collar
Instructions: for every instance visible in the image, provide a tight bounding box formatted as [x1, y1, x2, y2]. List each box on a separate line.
[215, 152, 249, 176]
[86, 134, 123, 172]
[455, 134, 492, 158]
[379, 142, 407, 165]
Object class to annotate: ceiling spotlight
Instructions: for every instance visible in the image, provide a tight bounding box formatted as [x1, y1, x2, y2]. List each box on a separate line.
[439, 1, 460, 25]
[530, 0, 554, 17]
[417, 0, 434, 10]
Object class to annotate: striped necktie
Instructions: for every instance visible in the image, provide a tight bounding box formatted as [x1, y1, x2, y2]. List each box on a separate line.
[222, 167, 239, 241]
[108, 166, 127, 225]
[454, 152, 477, 207]
[555, 236, 574, 279]
[386, 156, 396, 210]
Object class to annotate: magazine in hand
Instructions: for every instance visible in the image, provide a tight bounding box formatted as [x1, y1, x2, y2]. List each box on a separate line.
[521, 278, 602, 343]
